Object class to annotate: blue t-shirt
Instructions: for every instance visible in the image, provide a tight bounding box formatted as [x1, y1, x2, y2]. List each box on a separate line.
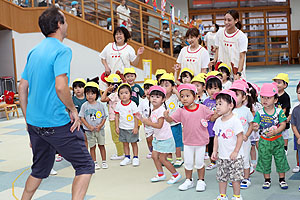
[21, 37, 72, 127]
[203, 97, 216, 137]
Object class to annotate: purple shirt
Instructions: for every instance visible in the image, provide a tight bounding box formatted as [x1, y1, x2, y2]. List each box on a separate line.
[203, 98, 216, 137]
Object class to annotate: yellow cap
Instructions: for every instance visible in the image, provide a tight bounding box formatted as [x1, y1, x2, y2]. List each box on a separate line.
[123, 67, 136, 75]
[85, 81, 99, 90]
[144, 79, 157, 86]
[117, 83, 131, 93]
[179, 68, 194, 77]
[159, 72, 175, 83]
[104, 74, 122, 83]
[73, 78, 86, 85]
[155, 69, 167, 76]
[207, 71, 222, 77]
[218, 63, 231, 73]
[197, 73, 207, 79]
[272, 73, 289, 84]
[191, 75, 205, 84]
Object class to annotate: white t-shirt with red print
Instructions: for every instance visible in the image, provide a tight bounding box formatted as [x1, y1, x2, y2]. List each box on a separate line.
[176, 45, 209, 75]
[114, 100, 138, 130]
[213, 115, 244, 159]
[99, 43, 137, 74]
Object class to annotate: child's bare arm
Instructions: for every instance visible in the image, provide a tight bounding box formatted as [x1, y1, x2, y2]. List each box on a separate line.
[163, 110, 173, 123]
[133, 116, 138, 134]
[211, 136, 219, 160]
[115, 113, 120, 134]
[268, 121, 286, 137]
[244, 122, 253, 141]
[80, 117, 94, 132]
[143, 117, 164, 129]
[101, 86, 113, 102]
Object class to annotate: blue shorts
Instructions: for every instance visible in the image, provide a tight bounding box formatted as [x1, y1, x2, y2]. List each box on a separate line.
[171, 123, 183, 148]
[28, 122, 95, 179]
[294, 135, 299, 150]
[152, 137, 176, 153]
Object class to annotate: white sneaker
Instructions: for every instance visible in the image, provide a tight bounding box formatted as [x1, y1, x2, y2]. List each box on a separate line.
[292, 166, 300, 173]
[146, 152, 152, 159]
[204, 152, 210, 160]
[216, 194, 228, 200]
[206, 163, 217, 170]
[55, 155, 63, 162]
[240, 179, 251, 189]
[50, 169, 57, 175]
[231, 196, 243, 200]
[249, 164, 255, 175]
[178, 179, 194, 191]
[285, 150, 288, 156]
[102, 162, 108, 169]
[167, 173, 182, 184]
[95, 162, 101, 170]
[132, 158, 140, 167]
[110, 154, 124, 160]
[151, 174, 166, 182]
[120, 157, 131, 166]
[196, 180, 206, 192]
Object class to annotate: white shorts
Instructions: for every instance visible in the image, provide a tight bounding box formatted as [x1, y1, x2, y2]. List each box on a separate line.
[249, 131, 259, 142]
[243, 139, 251, 169]
[145, 130, 154, 138]
[282, 129, 289, 140]
[183, 145, 205, 170]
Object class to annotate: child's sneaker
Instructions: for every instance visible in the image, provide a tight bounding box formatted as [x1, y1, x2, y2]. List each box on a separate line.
[231, 196, 243, 200]
[178, 179, 194, 191]
[120, 157, 131, 166]
[146, 152, 152, 159]
[50, 168, 57, 175]
[279, 181, 288, 190]
[196, 180, 206, 192]
[250, 164, 255, 175]
[167, 173, 182, 184]
[292, 165, 300, 173]
[298, 185, 300, 192]
[94, 162, 101, 170]
[102, 162, 108, 169]
[262, 181, 271, 189]
[110, 154, 124, 160]
[240, 179, 251, 189]
[151, 174, 166, 182]
[132, 158, 140, 167]
[216, 194, 228, 200]
[174, 158, 184, 168]
[206, 163, 217, 170]
[204, 152, 210, 160]
[56, 155, 63, 162]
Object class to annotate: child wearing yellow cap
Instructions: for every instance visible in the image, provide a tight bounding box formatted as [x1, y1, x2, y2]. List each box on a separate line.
[273, 73, 291, 155]
[191, 74, 207, 104]
[218, 63, 232, 90]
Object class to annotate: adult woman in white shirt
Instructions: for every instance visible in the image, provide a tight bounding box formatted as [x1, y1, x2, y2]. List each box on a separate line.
[116, 0, 132, 31]
[210, 10, 248, 80]
[204, 23, 219, 71]
[100, 27, 144, 78]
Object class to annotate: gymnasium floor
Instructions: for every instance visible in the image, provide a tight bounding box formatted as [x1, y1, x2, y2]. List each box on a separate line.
[0, 65, 300, 200]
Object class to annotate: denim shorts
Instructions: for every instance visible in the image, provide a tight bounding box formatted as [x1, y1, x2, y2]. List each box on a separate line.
[152, 137, 176, 153]
[27, 122, 95, 179]
[171, 123, 183, 148]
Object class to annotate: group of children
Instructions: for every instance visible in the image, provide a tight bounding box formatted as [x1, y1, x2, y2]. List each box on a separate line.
[69, 64, 300, 200]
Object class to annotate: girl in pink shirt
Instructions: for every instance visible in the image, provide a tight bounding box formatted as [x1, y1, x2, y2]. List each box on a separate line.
[164, 84, 216, 192]
[137, 86, 182, 185]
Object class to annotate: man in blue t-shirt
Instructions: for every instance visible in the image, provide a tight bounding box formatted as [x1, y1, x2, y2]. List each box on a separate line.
[19, 7, 94, 200]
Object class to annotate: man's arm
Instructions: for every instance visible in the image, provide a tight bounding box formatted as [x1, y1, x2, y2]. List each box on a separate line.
[55, 74, 80, 132]
[19, 79, 29, 120]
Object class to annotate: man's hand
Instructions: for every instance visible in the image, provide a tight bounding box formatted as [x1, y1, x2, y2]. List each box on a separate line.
[69, 109, 81, 132]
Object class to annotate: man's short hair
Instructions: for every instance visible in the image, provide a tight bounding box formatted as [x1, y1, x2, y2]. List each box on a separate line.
[38, 6, 65, 37]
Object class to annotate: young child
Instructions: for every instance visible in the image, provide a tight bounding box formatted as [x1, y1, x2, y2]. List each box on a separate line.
[292, 83, 300, 174]
[155, 69, 167, 84]
[115, 83, 139, 166]
[212, 89, 244, 200]
[204, 75, 222, 170]
[160, 20, 170, 55]
[137, 85, 181, 184]
[191, 74, 207, 104]
[247, 82, 262, 173]
[218, 63, 232, 89]
[173, 28, 183, 57]
[154, 40, 164, 53]
[100, 74, 124, 160]
[138, 79, 156, 159]
[79, 82, 108, 170]
[207, 70, 223, 80]
[230, 80, 254, 189]
[164, 84, 215, 192]
[177, 27, 209, 75]
[273, 73, 291, 155]
[253, 82, 290, 190]
[123, 67, 144, 106]
[69, 1, 81, 17]
[291, 81, 300, 191]
[159, 73, 183, 167]
[174, 67, 194, 85]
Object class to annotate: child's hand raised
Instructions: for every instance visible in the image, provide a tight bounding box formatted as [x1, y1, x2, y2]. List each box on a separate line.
[173, 64, 180, 71]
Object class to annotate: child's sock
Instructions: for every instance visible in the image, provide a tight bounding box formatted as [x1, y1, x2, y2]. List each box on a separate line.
[251, 160, 257, 165]
[133, 156, 138, 159]
[167, 157, 173, 162]
[158, 172, 164, 177]
[297, 161, 299, 166]
[265, 178, 271, 183]
[233, 194, 240, 198]
[279, 177, 285, 182]
[284, 146, 288, 151]
[172, 172, 179, 178]
[102, 160, 106, 163]
[176, 157, 182, 161]
[125, 155, 130, 159]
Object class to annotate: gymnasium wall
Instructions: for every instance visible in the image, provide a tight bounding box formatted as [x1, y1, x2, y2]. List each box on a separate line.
[289, 0, 300, 30]
[0, 30, 14, 78]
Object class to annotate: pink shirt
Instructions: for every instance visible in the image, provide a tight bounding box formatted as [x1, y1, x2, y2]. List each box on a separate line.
[171, 104, 214, 146]
[151, 105, 173, 140]
[108, 92, 120, 121]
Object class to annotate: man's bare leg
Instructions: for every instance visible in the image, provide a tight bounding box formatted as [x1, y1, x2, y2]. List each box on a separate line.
[72, 174, 92, 200]
[21, 175, 42, 200]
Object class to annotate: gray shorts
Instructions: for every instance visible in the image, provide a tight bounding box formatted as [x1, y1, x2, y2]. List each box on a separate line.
[216, 157, 244, 182]
[86, 129, 105, 147]
[119, 128, 139, 143]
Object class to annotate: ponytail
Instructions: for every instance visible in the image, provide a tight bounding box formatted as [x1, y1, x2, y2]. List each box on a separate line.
[236, 21, 242, 30]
